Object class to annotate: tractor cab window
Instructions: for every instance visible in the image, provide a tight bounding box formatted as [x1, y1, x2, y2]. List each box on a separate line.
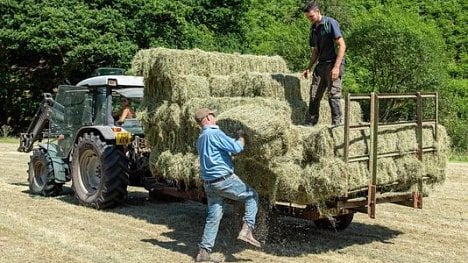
[112, 88, 143, 126]
[52, 85, 92, 153]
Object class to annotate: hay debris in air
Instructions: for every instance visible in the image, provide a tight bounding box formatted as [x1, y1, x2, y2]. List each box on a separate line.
[133, 47, 449, 205]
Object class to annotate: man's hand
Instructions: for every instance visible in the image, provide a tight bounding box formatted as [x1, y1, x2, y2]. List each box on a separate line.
[331, 66, 340, 80]
[302, 69, 310, 79]
[236, 129, 246, 147]
[237, 129, 245, 138]
[57, 134, 65, 142]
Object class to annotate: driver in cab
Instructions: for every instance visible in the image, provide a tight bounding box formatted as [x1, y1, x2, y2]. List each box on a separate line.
[114, 97, 134, 125]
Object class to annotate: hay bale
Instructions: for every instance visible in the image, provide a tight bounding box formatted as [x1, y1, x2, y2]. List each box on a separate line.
[143, 97, 293, 153]
[163, 75, 210, 105]
[233, 157, 279, 200]
[208, 75, 232, 97]
[149, 150, 201, 190]
[132, 47, 289, 78]
[128, 48, 153, 76]
[421, 125, 449, 185]
[300, 159, 349, 203]
[179, 97, 292, 148]
[216, 104, 294, 161]
[141, 102, 183, 152]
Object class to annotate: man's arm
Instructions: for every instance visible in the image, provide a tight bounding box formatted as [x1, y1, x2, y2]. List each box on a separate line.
[117, 108, 131, 124]
[331, 37, 346, 80]
[213, 131, 244, 154]
[303, 47, 318, 78]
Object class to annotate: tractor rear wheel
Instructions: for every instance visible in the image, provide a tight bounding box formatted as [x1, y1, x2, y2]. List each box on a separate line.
[71, 132, 129, 209]
[313, 213, 354, 231]
[28, 148, 62, 196]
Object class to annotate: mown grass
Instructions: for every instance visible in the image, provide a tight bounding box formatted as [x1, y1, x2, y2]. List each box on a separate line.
[1, 142, 467, 263]
[0, 136, 18, 144]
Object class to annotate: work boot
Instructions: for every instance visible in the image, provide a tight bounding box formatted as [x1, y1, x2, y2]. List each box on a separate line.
[331, 119, 341, 127]
[304, 116, 317, 126]
[237, 222, 261, 248]
[195, 248, 214, 262]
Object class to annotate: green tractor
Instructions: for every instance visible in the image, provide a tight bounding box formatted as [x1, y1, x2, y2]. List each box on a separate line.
[18, 68, 151, 209]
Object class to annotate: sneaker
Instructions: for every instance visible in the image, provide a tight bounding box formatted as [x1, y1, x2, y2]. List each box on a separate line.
[237, 223, 262, 248]
[195, 248, 212, 262]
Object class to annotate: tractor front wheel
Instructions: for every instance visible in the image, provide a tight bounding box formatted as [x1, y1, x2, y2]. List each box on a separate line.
[28, 148, 62, 196]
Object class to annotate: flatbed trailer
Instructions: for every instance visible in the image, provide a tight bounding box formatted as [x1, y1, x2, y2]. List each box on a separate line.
[146, 92, 439, 231]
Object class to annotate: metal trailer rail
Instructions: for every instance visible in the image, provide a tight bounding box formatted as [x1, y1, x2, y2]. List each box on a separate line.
[341, 92, 439, 218]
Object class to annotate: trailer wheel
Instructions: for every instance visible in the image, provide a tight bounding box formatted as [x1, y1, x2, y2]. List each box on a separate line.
[314, 213, 354, 231]
[71, 132, 129, 209]
[28, 148, 62, 196]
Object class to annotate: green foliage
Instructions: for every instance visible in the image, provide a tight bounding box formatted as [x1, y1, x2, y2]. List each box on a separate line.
[0, 136, 18, 144]
[440, 78, 468, 153]
[131, 0, 249, 52]
[347, 6, 448, 93]
[449, 154, 468, 163]
[0, 0, 139, 131]
[242, 0, 306, 70]
[1, 124, 13, 138]
[345, 5, 455, 124]
[243, 0, 352, 71]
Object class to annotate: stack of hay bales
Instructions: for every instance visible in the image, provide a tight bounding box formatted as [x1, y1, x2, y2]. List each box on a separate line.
[132, 47, 448, 204]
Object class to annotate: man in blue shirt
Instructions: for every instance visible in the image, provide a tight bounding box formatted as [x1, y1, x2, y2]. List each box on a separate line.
[302, 1, 346, 126]
[194, 108, 261, 262]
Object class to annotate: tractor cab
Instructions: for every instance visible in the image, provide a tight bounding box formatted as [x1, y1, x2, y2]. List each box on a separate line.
[75, 73, 145, 133]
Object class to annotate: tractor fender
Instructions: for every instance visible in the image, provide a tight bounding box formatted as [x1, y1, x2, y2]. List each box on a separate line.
[37, 143, 68, 184]
[74, 126, 116, 142]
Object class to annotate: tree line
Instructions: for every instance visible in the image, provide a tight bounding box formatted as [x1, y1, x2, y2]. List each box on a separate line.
[0, 0, 466, 153]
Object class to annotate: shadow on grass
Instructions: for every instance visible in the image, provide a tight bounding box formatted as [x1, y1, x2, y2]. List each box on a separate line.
[19, 185, 76, 203]
[113, 191, 402, 261]
[28, 188, 402, 261]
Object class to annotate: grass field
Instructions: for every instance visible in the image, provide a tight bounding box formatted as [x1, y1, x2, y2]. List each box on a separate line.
[0, 142, 467, 263]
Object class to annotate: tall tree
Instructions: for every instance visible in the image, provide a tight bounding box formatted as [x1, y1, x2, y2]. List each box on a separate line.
[0, 0, 137, 130]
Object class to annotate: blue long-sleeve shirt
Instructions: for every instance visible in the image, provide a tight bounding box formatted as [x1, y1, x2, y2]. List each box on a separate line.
[196, 125, 244, 181]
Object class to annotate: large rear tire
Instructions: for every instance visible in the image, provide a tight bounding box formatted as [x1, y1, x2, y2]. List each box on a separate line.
[71, 132, 129, 209]
[28, 148, 62, 196]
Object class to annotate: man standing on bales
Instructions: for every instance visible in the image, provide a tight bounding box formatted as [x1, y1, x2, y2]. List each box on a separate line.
[194, 108, 261, 262]
[302, 1, 346, 126]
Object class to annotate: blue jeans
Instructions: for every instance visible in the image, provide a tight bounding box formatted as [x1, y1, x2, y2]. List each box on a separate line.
[199, 174, 259, 251]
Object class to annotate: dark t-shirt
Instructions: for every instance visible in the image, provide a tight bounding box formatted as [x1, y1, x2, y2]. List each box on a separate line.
[309, 16, 344, 64]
